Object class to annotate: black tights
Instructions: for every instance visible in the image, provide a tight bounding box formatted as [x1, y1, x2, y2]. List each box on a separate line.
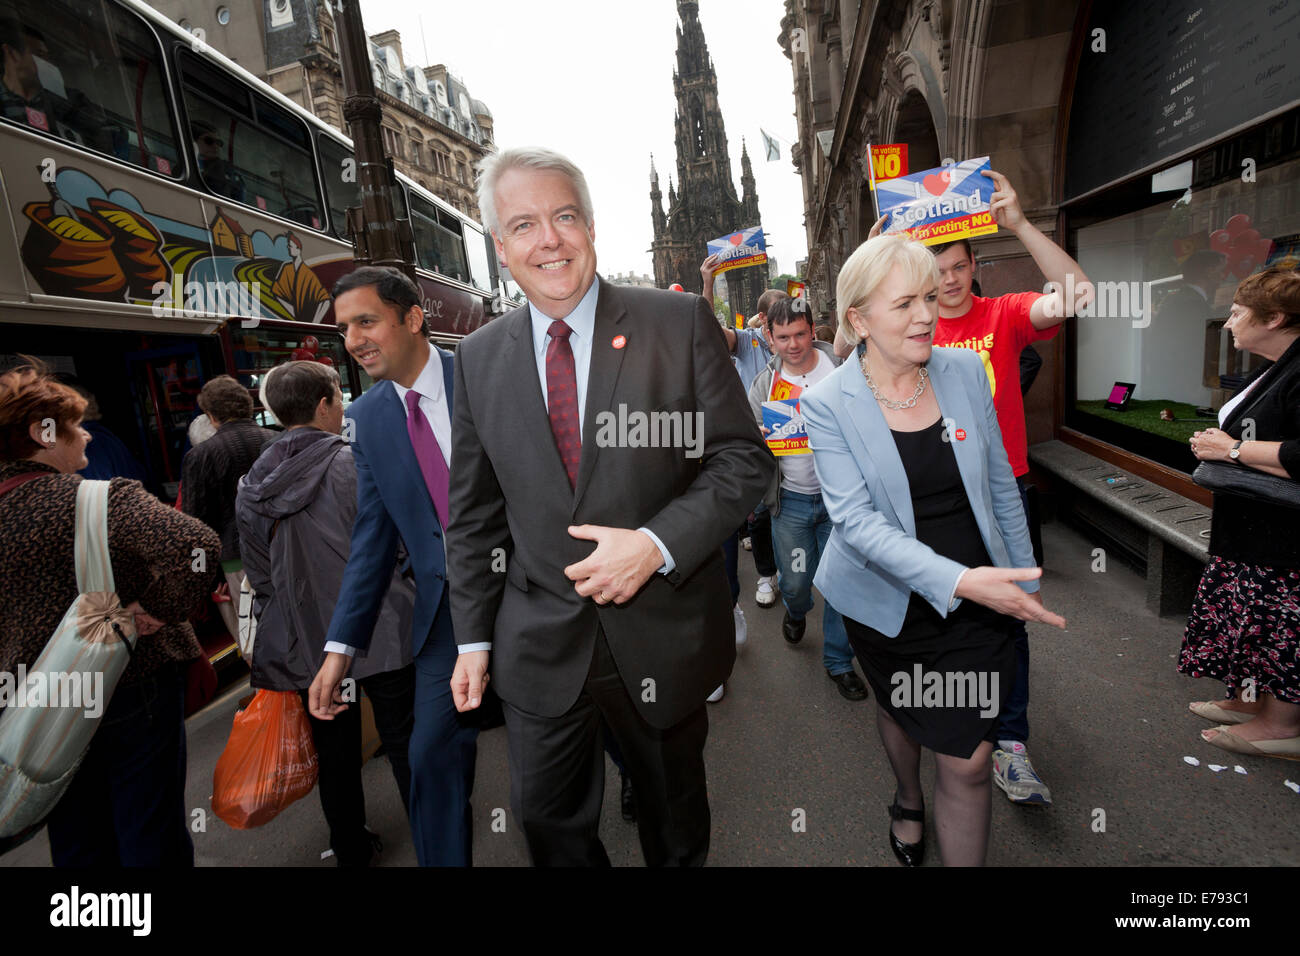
[875, 704, 993, 866]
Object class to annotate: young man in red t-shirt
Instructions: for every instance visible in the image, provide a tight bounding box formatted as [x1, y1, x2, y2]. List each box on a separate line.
[930, 170, 1091, 807]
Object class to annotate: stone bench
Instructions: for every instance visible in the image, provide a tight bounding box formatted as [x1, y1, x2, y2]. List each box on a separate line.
[1028, 440, 1210, 617]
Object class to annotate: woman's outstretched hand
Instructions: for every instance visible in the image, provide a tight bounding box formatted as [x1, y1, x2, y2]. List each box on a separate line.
[955, 566, 1066, 629]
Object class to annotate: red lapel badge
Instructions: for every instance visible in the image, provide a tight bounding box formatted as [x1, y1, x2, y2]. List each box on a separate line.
[612, 335, 627, 350]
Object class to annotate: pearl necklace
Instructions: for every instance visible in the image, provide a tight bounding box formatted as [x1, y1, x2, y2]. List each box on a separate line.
[860, 353, 928, 409]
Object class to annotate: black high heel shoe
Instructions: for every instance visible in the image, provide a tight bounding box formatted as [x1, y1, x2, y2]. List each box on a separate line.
[887, 793, 925, 867]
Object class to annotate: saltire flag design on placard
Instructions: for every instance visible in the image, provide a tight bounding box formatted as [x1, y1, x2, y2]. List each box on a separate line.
[706, 226, 768, 274]
[876, 156, 999, 247]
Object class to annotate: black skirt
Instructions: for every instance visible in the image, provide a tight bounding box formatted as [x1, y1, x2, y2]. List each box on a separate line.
[846, 418, 1018, 758]
[845, 599, 1016, 759]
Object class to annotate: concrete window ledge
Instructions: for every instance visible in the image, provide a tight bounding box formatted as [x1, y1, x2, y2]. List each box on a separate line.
[1028, 440, 1209, 618]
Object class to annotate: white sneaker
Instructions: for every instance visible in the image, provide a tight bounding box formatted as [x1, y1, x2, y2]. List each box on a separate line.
[733, 604, 747, 646]
[755, 576, 777, 607]
[707, 684, 725, 703]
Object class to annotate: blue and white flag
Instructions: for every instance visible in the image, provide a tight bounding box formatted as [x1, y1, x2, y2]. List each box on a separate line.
[876, 156, 999, 246]
[707, 226, 768, 274]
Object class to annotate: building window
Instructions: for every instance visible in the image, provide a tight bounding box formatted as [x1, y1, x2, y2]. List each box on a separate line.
[1066, 115, 1300, 473]
[410, 138, 422, 167]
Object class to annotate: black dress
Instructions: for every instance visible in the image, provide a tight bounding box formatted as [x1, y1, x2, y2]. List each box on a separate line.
[842, 418, 1016, 758]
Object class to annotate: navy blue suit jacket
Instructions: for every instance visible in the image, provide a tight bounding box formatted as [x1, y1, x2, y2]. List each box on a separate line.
[324, 346, 455, 657]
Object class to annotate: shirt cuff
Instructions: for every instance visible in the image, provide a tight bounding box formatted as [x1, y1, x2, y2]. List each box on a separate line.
[457, 642, 492, 654]
[637, 526, 675, 575]
[947, 568, 969, 613]
[323, 641, 357, 657]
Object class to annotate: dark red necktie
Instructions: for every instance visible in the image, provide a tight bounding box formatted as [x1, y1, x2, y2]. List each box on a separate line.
[546, 319, 582, 488]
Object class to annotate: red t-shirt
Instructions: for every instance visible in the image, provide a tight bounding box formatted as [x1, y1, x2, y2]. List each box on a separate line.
[933, 293, 1057, 477]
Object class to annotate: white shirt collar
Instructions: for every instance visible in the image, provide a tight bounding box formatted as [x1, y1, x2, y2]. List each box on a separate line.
[392, 342, 443, 408]
[530, 275, 601, 353]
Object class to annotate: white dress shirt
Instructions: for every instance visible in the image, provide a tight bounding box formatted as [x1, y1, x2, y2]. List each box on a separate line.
[530, 276, 675, 574]
[392, 343, 452, 468]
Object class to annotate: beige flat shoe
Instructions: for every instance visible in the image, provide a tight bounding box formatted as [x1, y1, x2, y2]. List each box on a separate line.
[1200, 725, 1300, 761]
[1188, 701, 1252, 725]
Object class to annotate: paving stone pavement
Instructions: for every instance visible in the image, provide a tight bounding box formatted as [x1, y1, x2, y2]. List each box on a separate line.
[4, 518, 1296, 867]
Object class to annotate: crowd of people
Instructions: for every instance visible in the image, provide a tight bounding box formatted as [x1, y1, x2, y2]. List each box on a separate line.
[0, 147, 1296, 868]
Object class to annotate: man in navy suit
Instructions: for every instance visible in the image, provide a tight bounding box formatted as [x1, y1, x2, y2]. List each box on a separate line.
[308, 266, 478, 867]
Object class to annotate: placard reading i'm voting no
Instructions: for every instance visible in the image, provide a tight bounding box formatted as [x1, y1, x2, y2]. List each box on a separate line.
[876, 156, 1000, 247]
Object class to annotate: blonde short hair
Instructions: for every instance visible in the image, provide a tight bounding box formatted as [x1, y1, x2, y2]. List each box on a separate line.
[835, 235, 939, 346]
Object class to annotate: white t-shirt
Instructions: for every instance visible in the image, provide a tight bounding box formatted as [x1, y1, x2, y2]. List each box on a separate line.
[774, 349, 836, 493]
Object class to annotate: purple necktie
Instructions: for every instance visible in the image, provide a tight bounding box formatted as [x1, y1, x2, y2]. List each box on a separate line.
[405, 389, 450, 529]
[546, 320, 582, 488]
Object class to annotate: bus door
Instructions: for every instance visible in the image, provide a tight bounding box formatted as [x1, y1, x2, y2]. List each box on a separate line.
[124, 342, 204, 501]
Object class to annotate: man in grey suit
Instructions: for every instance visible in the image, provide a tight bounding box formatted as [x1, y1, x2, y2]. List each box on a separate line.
[445, 147, 773, 866]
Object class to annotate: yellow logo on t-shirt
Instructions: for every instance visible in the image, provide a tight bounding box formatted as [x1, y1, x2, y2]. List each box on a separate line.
[940, 335, 997, 398]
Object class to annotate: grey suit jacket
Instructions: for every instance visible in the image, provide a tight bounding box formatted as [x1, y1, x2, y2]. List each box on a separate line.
[446, 279, 774, 728]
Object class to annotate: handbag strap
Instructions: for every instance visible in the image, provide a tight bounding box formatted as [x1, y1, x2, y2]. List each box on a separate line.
[0, 471, 47, 498]
[73, 480, 115, 594]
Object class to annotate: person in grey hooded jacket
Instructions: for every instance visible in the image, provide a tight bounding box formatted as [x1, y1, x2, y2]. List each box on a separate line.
[236, 360, 415, 866]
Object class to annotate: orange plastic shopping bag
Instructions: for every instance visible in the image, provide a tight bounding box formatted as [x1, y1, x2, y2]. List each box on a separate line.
[211, 689, 318, 829]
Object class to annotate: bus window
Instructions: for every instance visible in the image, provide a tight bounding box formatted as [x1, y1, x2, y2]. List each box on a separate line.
[0, 0, 180, 176]
[318, 134, 359, 240]
[409, 191, 468, 284]
[227, 325, 361, 422]
[179, 51, 324, 229]
[464, 221, 493, 293]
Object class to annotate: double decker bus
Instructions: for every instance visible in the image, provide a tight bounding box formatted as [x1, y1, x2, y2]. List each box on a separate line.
[0, 0, 517, 507]
[0, 0, 522, 668]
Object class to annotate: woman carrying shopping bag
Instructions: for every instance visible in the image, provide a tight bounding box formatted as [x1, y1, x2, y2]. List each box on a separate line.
[0, 359, 221, 865]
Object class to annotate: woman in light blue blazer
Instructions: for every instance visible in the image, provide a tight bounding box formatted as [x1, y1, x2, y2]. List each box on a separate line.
[801, 235, 1066, 867]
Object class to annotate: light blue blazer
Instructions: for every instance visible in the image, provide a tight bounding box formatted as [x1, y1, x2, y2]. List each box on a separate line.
[800, 346, 1036, 638]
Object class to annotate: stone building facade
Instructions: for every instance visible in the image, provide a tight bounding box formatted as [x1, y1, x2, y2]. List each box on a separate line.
[776, 0, 1300, 580]
[651, 0, 764, 318]
[778, 0, 1082, 448]
[150, 0, 494, 218]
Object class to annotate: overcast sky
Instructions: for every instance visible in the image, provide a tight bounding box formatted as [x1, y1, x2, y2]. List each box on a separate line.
[359, 0, 808, 280]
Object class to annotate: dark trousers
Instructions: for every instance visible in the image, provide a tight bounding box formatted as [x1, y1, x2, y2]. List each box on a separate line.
[298, 663, 415, 866]
[46, 663, 194, 867]
[997, 477, 1041, 744]
[502, 630, 711, 867]
[748, 506, 777, 577]
[409, 591, 479, 866]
